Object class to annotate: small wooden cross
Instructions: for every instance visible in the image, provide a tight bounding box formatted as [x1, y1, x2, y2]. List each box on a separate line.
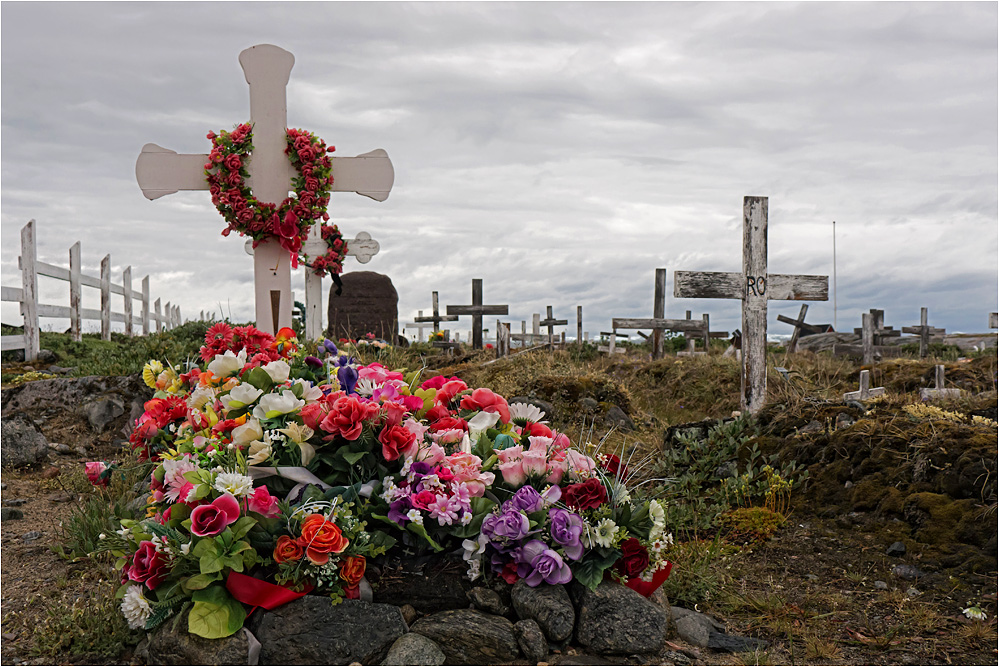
[403, 311, 428, 342]
[855, 309, 901, 364]
[135, 44, 394, 334]
[674, 196, 828, 414]
[414, 291, 459, 332]
[843, 369, 885, 401]
[685, 310, 729, 351]
[597, 331, 628, 355]
[446, 279, 508, 349]
[919, 364, 961, 401]
[614, 270, 714, 359]
[777, 304, 828, 353]
[901, 308, 946, 359]
[539, 306, 568, 348]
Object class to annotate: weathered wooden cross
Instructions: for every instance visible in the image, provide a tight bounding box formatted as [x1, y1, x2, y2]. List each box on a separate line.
[901, 308, 945, 359]
[684, 310, 729, 351]
[777, 304, 829, 353]
[135, 44, 394, 334]
[414, 291, 458, 332]
[611, 269, 700, 359]
[843, 369, 885, 401]
[404, 311, 428, 342]
[447, 279, 508, 349]
[539, 306, 568, 348]
[597, 331, 628, 355]
[919, 365, 961, 401]
[673, 196, 829, 414]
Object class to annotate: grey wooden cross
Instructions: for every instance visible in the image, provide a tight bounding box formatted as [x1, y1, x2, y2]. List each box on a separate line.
[414, 291, 458, 332]
[611, 268, 704, 359]
[684, 310, 729, 351]
[539, 306, 568, 347]
[447, 279, 508, 350]
[843, 369, 885, 401]
[135, 44, 393, 334]
[777, 304, 830, 353]
[674, 196, 828, 414]
[919, 364, 961, 401]
[856, 309, 900, 364]
[404, 311, 428, 342]
[901, 308, 946, 359]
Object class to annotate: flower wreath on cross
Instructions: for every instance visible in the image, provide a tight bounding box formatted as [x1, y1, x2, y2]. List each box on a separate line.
[204, 123, 348, 282]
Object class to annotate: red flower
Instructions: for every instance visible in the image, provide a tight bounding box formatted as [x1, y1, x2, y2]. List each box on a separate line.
[273, 535, 304, 564]
[435, 379, 469, 405]
[378, 424, 418, 462]
[320, 395, 379, 441]
[613, 538, 650, 580]
[560, 478, 607, 511]
[602, 454, 629, 479]
[340, 555, 366, 586]
[460, 388, 511, 423]
[129, 541, 170, 590]
[297, 514, 349, 565]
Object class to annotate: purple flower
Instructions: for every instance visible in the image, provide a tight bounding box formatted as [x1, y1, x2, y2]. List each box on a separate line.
[337, 365, 358, 394]
[549, 507, 584, 561]
[506, 486, 543, 513]
[481, 509, 531, 548]
[516, 539, 573, 586]
[410, 461, 432, 476]
[322, 339, 339, 356]
[387, 498, 412, 524]
[304, 355, 323, 368]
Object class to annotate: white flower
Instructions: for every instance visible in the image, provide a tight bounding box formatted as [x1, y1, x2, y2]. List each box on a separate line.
[262, 359, 291, 383]
[246, 440, 273, 466]
[509, 402, 547, 424]
[98, 533, 106, 540]
[406, 509, 424, 526]
[964, 605, 988, 621]
[592, 518, 618, 549]
[187, 385, 217, 410]
[231, 418, 264, 446]
[466, 558, 481, 581]
[649, 499, 666, 539]
[120, 586, 152, 630]
[354, 377, 376, 397]
[214, 472, 254, 497]
[293, 378, 324, 402]
[180, 542, 192, 555]
[206, 349, 248, 378]
[467, 410, 501, 444]
[252, 390, 305, 420]
[462, 534, 489, 561]
[220, 383, 264, 411]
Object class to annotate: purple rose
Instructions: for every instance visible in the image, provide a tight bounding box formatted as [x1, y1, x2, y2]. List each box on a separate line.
[388, 497, 412, 524]
[506, 486, 543, 513]
[304, 355, 323, 368]
[549, 507, 584, 561]
[516, 539, 573, 586]
[481, 509, 531, 548]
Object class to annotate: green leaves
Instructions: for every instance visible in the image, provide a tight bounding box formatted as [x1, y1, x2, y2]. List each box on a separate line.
[571, 548, 620, 591]
[188, 586, 246, 639]
[405, 522, 444, 552]
[243, 366, 274, 391]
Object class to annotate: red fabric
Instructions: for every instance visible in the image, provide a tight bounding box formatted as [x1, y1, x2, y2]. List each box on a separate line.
[624, 562, 674, 598]
[225, 571, 312, 611]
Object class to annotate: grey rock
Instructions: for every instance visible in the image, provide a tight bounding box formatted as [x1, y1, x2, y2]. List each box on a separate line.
[605, 405, 635, 431]
[82, 394, 126, 433]
[145, 609, 252, 665]
[573, 581, 668, 655]
[874, 580, 889, 590]
[706, 632, 769, 653]
[410, 609, 520, 664]
[373, 567, 472, 614]
[74, 445, 89, 457]
[906, 587, 922, 597]
[1, 413, 49, 469]
[513, 619, 548, 664]
[47, 366, 75, 375]
[674, 615, 710, 647]
[799, 420, 824, 434]
[399, 604, 418, 626]
[48, 443, 72, 455]
[892, 564, 925, 580]
[511, 580, 574, 642]
[381, 633, 445, 666]
[578, 397, 600, 413]
[1, 508, 24, 521]
[670, 606, 725, 633]
[804, 574, 819, 583]
[468, 587, 511, 616]
[3, 498, 28, 507]
[835, 412, 855, 429]
[663, 649, 693, 665]
[712, 462, 738, 479]
[887, 541, 906, 557]
[21, 531, 42, 541]
[844, 481, 854, 489]
[36, 349, 56, 364]
[1, 374, 151, 424]
[249, 597, 406, 665]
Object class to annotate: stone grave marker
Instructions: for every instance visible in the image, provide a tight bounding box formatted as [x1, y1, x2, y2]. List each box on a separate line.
[446, 279, 508, 350]
[135, 44, 393, 335]
[901, 308, 945, 359]
[673, 196, 829, 414]
[327, 271, 398, 341]
[843, 369, 885, 401]
[919, 365, 962, 401]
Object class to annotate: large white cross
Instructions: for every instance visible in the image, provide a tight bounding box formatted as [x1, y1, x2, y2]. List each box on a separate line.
[135, 44, 394, 334]
[674, 196, 828, 414]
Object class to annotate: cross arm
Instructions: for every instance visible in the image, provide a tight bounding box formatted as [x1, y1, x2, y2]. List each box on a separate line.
[447, 305, 510, 316]
[776, 314, 826, 334]
[414, 314, 458, 323]
[613, 317, 707, 332]
[674, 271, 828, 301]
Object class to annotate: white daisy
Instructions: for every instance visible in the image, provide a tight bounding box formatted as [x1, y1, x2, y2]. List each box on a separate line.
[593, 518, 618, 548]
[213, 471, 254, 497]
[120, 586, 152, 630]
[508, 402, 547, 424]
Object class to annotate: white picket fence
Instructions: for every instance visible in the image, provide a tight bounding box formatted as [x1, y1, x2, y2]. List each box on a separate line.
[2, 220, 183, 361]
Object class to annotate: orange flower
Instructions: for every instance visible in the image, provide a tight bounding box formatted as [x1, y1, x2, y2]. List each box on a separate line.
[273, 535, 304, 564]
[339, 555, 366, 586]
[297, 514, 349, 565]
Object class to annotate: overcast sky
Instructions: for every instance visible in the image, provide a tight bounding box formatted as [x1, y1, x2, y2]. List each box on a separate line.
[2, 2, 997, 344]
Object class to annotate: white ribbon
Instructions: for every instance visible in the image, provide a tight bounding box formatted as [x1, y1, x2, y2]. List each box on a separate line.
[248, 466, 376, 501]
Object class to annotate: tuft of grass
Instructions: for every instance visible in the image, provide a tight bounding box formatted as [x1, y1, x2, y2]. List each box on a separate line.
[660, 536, 734, 608]
[803, 632, 841, 661]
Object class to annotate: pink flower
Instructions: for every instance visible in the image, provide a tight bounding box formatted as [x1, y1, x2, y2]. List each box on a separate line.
[447, 452, 494, 497]
[321, 395, 379, 441]
[417, 443, 447, 466]
[410, 490, 438, 510]
[247, 486, 281, 518]
[129, 541, 170, 590]
[189, 492, 240, 537]
[460, 388, 511, 423]
[84, 461, 108, 486]
[496, 446, 527, 487]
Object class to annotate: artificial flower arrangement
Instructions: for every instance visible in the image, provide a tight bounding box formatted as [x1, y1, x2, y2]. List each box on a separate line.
[94, 322, 672, 639]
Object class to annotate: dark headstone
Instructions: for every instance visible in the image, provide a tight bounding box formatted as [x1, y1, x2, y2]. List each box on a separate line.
[327, 271, 398, 342]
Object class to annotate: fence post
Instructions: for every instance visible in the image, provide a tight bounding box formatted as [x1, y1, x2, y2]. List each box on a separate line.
[123, 266, 133, 336]
[154, 298, 162, 333]
[20, 220, 39, 362]
[69, 241, 82, 342]
[100, 254, 111, 340]
[142, 276, 150, 335]
[165, 301, 172, 330]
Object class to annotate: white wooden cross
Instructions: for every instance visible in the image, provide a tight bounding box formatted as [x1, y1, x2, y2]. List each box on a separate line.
[135, 44, 394, 335]
[674, 196, 828, 414]
[843, 369, 885, 401]
[404, 311, 428, 342]
[919, 365, 961, 401]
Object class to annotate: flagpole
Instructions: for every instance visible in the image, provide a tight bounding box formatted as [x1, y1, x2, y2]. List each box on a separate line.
[832, 220, 837, 330]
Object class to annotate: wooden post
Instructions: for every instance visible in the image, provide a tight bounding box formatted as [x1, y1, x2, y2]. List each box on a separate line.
[785, 304, 808, 353]
[990, 313, 998, 329]
[652, 268, 666, 359]
[100, 254, 111, 340]
[539, 306, 568, 349]
[154, 298, 162, 333]
[902, 308, 945, 359]
[123, 266, 133, 336]
[415, 291, 458, 332]
[69, 241, 82, 342]
[862, 312, 874, 365]
[20, 220, 39, 361]
[446, 279, 508, 350]
[532, 313, 541, 337]
[141, 276, 150, 335]
[844, 369, 885, 401]
[577, 305, 583, 343]
[165, 301, 172, 331]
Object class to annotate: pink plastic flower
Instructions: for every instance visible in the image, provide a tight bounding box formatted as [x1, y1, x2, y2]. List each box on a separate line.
[247, 486, 281, 518]
[84, 461, 108, 487]
[189, 492, 240, 537]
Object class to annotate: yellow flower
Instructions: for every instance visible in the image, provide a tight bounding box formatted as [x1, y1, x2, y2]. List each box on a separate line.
[142, 360, 164, 389]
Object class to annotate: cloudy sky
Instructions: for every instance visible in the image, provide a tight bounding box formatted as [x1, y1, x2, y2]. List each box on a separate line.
[2, 2, 997, 343]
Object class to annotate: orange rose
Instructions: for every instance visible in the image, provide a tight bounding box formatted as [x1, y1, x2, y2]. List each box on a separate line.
[273, 535, 304, 564]
[339, 555, 366, 586]
[297, 514, 349, 565]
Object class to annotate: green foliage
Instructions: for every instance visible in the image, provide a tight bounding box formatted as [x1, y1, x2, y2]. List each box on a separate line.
[719, 506, 787, 544]
[660, 536, 733, 607]
[187, 585, 246, 639]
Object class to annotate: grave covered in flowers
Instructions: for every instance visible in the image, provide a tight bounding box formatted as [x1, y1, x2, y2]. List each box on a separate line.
[92, 324, 674, 662]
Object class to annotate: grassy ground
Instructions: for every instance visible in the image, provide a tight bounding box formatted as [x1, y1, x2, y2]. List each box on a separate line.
[1, 330, 996, 665]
